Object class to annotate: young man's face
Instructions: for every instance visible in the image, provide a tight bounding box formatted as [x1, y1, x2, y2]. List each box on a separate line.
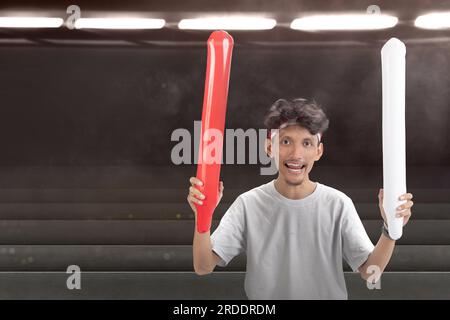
[267, 125, 323, 186]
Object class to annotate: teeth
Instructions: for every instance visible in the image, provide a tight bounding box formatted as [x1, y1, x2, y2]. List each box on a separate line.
[286, 162, 305, 168]
[285, 162, 305, 173]
[286, 163, 302, 167]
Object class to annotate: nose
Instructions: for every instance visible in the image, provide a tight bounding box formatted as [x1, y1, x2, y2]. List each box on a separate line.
[290, 143, 306, 160]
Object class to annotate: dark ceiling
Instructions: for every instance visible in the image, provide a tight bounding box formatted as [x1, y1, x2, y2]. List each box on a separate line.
[0, 0, 449, 46]
[0, 0, 447, 14]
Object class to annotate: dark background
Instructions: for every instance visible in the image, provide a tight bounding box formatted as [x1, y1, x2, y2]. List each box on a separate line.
[0, 0, 449, 300]
[0, 43, 448, 166]
[0, 0, 449, 166]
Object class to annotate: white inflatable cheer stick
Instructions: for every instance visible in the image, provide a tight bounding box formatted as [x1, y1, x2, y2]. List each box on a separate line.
[381, 38, 407, 240]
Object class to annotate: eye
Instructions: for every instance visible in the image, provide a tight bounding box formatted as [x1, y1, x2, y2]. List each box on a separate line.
[304, 141, 312, 147]
[281, 138, 290, 145]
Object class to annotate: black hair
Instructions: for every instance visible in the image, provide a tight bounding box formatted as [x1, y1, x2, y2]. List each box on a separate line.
[264, 98, 329, 141]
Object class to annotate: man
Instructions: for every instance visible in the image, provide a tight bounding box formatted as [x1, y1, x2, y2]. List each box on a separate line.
[187, 98, 414, 299]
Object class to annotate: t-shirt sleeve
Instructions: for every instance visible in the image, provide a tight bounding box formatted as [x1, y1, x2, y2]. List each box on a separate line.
[210, 196, 246, 267]
[341, 196, 375, 272]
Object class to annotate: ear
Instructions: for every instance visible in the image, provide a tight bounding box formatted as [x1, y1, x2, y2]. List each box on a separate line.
[265, 138, 272, 157]
[315, 142, 324, 161]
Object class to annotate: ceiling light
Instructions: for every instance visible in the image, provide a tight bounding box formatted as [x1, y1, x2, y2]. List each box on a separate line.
[0, 17, 63, 28]
[178, 17, 276, 30]
[290, 14, 398, 31]
[74, 18, 165, 29]
[415, 12, 450, 29]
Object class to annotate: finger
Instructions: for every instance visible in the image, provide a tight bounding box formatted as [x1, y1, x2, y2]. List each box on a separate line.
[395, 209, 411, 218]
[187, 195, 195, 207]
[399, 193, 413, 201]
[219, 181, 224, 191]
[403, 215, 411, 226]
[396, 201, 413, 211]
[189, 186, 205, 199]
[400, 214, 411, 223]
[189, 177, 204, 187]
[188, 194, 203, 205]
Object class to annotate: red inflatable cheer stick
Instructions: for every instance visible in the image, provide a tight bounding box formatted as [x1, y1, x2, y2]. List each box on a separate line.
[195, 31, 234, 233]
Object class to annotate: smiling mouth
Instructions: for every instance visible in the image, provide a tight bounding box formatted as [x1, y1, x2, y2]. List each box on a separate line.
[284, 162, 306, 174]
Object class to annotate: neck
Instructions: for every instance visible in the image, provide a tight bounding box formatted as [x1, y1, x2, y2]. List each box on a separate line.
[274, 175, 317, 200]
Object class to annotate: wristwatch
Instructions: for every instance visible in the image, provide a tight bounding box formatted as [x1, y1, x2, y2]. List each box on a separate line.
[381, 222, 396, 241]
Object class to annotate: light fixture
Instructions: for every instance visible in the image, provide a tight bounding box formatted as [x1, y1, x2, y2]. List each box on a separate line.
[290, 14, 398, 31]
[74, 18, 165, 29]
[415, 12, 450, 29]
[178, 17, 276, 30]
[0, 17, 63, 28]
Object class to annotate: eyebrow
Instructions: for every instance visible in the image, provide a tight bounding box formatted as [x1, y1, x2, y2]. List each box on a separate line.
[280, 135, 315, 143]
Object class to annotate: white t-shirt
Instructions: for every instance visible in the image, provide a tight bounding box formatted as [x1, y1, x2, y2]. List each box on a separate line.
[210, 180, 375, 300]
